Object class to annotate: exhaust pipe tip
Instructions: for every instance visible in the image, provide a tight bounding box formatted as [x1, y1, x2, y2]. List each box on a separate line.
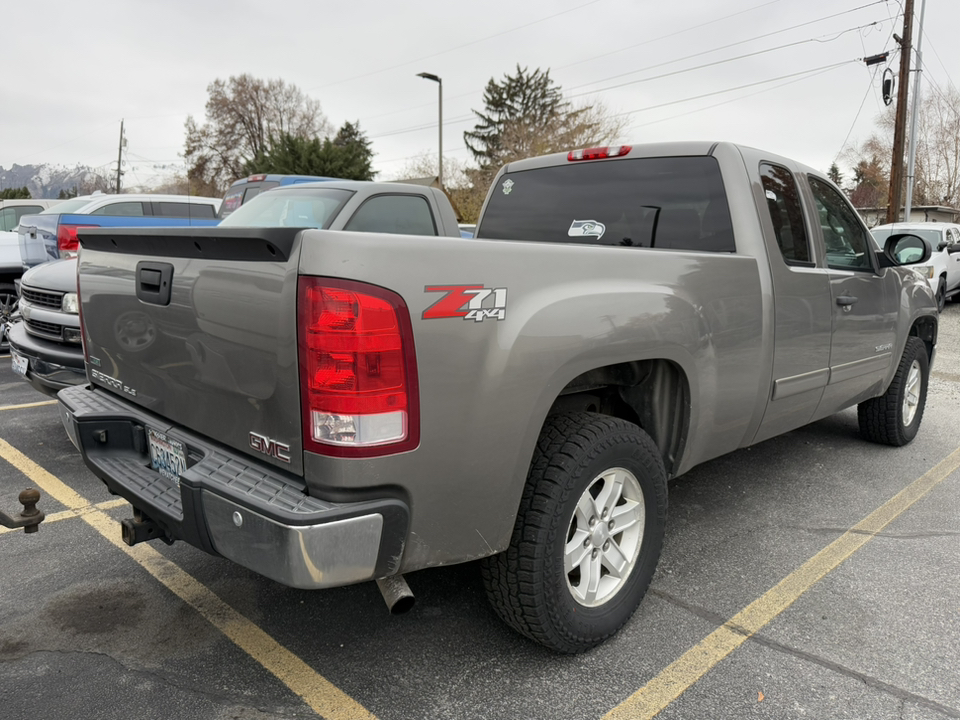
[376, 575, 415, 615]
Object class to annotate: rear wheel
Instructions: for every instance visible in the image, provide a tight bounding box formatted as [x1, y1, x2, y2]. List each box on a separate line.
[858, 337, 928, 446]
[481, 413, 668, 653]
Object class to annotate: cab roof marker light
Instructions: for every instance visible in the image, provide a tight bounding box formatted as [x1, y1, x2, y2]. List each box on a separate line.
[567, 145, 632, 161]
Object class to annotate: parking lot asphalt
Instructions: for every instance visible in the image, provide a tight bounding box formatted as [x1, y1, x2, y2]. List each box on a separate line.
[1, 306, 959, 720]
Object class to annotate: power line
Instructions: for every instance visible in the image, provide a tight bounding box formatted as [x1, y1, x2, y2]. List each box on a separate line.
[608, 60, 859, 120]
[366, 0, 888, 139]
[554, 0, 793, 73]
[626, 64, 847, 134]
[305, 0, 605, 92]
[568, 22, 883, 100]
[833, 66, 882, 165]
[566, 0, 887, 94]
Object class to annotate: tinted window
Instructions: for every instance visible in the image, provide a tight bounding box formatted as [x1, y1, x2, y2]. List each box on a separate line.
[0, 207, 15, 232]
[344, 195, 437, 236]
[760, 163, 810, 264]
[90, 201, 145, 216]
[808, 178, 873, 270]
[218, 188, 353, 228]
[154, 202, 215, 218]
[477, 156, 735, 252]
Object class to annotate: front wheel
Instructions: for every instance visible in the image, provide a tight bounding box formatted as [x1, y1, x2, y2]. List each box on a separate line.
[858, 337, 929, 446]
[480, 413, 668, 653]
[935, 278, 946, 313]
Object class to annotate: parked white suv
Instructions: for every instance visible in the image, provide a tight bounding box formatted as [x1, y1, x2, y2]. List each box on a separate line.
[871, 223, 960, 311]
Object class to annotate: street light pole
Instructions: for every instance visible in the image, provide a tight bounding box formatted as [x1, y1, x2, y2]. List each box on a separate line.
[417, 72, 443, 190]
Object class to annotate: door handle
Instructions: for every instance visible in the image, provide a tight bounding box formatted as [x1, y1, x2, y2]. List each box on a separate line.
[136, 261, 173, 306]
[836, 295, 858, 307]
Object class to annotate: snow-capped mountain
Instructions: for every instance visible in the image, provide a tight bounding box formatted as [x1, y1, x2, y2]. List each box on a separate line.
[0, 163, 112, 198]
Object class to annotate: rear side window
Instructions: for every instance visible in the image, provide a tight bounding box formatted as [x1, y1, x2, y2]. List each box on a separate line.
[344, 195, 437, 236]
[760, 163, 811, 264]
[807, 177, 873, 271]
[0, 208, 16, 232]
[153, 202, 216, 218]
[477, 156, 735, 252]
[91, 201, 145, 216]
[1, 206, 43, 231]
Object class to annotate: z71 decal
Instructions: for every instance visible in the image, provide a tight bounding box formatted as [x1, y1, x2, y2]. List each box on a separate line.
[423, 285, 508, 322]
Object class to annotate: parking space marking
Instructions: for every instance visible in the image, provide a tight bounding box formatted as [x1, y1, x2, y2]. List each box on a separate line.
[0, 400, 58, 411]
[0, 437, 378, 720]
[604, 446, 960, 720]
[0, 497, 127, 536]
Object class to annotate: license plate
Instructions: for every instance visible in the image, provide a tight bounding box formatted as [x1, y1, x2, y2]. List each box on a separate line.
[11, 352, 28, 377]
[147, 428, 186, 485]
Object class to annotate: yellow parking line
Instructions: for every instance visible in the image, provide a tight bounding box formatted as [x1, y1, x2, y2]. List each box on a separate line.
[0, 497, 127, 535]
[0, 400, 58, 411]
[0, 438, 377, 720]
[604, 446, 960, 720]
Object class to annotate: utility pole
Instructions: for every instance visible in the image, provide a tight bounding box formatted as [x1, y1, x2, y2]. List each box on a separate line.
[886, 0, 915, 224]
[904, 0, 927, 219]
[115, 119, 125, 194]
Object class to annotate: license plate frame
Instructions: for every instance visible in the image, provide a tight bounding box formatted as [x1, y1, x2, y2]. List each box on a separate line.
[10, 352, 28, 377]
[147, 428, 187, 485]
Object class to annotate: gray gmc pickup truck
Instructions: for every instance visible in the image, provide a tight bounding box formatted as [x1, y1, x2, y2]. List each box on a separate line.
[58, 141, 937, 653]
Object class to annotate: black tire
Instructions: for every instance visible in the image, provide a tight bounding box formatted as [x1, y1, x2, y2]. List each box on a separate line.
[0, 282, 17, 351]
[936, 278, 946, 313]
[858, 337, 929, 446]
[480, 412, 668, 653]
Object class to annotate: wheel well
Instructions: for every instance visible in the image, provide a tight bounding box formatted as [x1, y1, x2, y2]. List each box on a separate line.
[547, 359, 689, 477]
[0, 272, 21, 289]
[910, 316, 937, 361]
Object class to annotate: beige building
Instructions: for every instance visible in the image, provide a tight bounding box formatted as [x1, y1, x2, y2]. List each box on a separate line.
[857, 205, 960, 228]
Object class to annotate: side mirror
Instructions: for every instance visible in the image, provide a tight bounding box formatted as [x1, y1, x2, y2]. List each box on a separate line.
[948, 244, 960, 255]
[938, 241, 949, 252]
[882, 233, 930, 267]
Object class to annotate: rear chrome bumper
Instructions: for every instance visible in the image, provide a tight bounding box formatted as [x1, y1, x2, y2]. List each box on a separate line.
[58, 384, 408, 589]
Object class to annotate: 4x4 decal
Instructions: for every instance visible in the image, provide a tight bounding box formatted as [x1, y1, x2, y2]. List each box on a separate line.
[423, 285, 507, 322]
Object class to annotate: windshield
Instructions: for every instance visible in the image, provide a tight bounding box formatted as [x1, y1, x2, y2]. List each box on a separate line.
[870, 227, 941, 250]
[218, 188, 353, 228]
[41, 198, 92, 214]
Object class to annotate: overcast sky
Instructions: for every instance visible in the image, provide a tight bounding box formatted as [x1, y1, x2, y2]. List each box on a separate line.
[2, 0, 956, 191]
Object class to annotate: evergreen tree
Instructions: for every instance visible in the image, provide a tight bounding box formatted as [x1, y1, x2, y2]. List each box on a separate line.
[464, 66, 580, 169]
[0, 186, 31, 200]
[244, 122, 375, 181]
[828, 162, 843, 187]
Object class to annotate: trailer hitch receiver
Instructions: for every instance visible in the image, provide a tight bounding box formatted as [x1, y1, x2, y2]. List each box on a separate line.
[0, 488, 45, 533]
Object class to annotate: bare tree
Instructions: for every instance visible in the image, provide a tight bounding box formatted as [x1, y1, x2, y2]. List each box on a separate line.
[393, 152, 481, 222]
[843, 86, 960, 210]
[184, 74, 332, 195]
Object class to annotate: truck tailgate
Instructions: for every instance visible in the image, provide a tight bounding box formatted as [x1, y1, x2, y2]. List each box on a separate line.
[77, 227, 306, 474]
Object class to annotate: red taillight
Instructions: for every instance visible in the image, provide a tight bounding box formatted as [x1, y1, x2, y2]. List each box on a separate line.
[58, 224, 96, 257]
[298, 277, 419, 457]
[247, 174, 267, 182]
[567, 145, 632, 161]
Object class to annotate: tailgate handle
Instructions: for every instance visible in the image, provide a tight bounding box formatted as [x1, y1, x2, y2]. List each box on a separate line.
[136, 261, 173, 306]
